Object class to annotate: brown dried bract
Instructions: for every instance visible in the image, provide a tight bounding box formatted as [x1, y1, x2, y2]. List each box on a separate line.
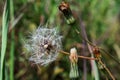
[58, 1, 75, 24]
[59, 1, 70, 12]
[93, 47, 101, 58]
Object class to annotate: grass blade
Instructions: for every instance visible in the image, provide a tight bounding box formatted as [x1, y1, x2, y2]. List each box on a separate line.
[9, 0, 14, 80]
[10, 30, 15, 80]
[0, 2, 9, 80]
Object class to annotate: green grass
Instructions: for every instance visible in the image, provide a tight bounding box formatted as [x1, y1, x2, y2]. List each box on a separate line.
[0, 0, 14, 80]
[9, 0, 14, 80]
[0, 1, 9, 80]
[10, 30, 15, 80]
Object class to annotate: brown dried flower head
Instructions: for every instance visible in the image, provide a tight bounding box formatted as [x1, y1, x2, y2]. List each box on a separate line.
[59, 1, 75, 24]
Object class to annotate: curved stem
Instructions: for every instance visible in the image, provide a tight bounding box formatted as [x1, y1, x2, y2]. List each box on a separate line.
[75, 29, 96, 47]
[98, 59, 115, 80]
[76, 29, 120, 64]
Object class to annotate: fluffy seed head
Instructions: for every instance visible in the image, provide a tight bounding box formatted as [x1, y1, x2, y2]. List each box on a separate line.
[24, 27, 62, 65]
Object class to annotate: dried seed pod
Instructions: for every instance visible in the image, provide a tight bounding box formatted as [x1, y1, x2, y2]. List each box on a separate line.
[59, 1, 75, 24]
[93, 47, 105, 69]
[24, 27, 62, 65]
[93, 47, 101, 58]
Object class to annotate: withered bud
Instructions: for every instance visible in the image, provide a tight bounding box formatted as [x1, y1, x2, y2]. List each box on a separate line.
[69, 48, 79, 79]
[69, 48, 78, 63]
[93, 47, 101, 58]
[59, 1, 75, 24]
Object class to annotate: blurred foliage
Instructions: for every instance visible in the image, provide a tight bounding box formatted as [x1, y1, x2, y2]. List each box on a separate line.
[0, 0, 120, 80]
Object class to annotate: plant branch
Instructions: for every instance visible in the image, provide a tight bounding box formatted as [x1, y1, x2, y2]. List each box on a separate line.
[59, 50, 97, 60]
[77, 17, 99, 80]
[98, 59, 115, 80]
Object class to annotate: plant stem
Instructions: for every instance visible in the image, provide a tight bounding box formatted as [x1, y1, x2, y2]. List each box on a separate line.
[59, 50, 97, 60]
[98, 59, 115, 80]
[10, 0, 14, 80]
[10, 30, 14, 80]
[78, 17, 99, 80]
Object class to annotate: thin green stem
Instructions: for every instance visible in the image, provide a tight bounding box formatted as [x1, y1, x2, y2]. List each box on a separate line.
[9, 0, 14, 80]
[10, 30, 15, 80]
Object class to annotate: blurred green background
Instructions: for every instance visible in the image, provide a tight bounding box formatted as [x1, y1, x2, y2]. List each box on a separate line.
[0, 0, 120, 80]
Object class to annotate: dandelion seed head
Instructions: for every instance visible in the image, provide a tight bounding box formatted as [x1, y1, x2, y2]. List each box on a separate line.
[24, 27, 62, 65]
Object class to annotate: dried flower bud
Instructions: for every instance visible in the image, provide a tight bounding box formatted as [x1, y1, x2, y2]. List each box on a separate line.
[69, 48, 78, 63]
[93, 47, 104, 69]
[93, 47, 101, 58]
[24, 27, 62, 65]
[59, 1, 75, 24]
[69, 48, 79, 79]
